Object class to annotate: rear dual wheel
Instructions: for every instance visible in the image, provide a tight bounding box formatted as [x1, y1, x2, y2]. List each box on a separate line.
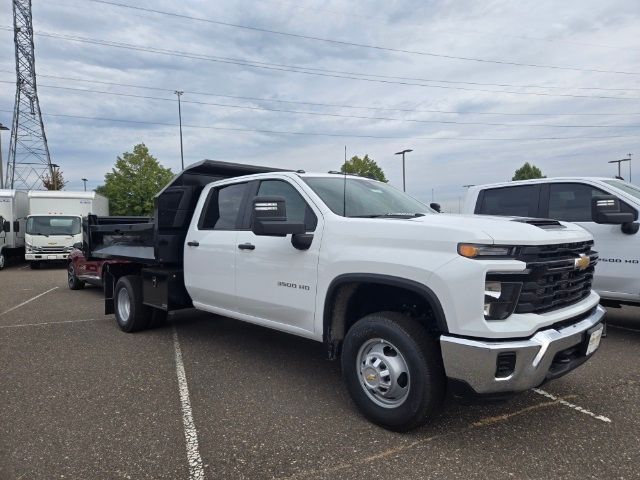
[114, 275, 168, 332]
[341, 312, 446, 432]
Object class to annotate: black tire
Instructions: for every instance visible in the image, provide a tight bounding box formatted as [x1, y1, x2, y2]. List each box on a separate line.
[114, 275, 151, 333]
[0, 252, 5, 270]
[29, 261, 40, 270]
[148, 309, 168, 329]
[341, 311, 446, 432]
[67, 262, 85, 290]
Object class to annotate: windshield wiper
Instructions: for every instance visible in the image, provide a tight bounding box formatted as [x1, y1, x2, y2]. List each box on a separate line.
[349, 213, 426, 218]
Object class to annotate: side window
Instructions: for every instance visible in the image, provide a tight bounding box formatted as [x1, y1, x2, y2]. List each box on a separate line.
[257, 180, 317, 231]
[199, 183, 248, 230]
[547, 183, 635, 222]
[478, 185, 539, 217]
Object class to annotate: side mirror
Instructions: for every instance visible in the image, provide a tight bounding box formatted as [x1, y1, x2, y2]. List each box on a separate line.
[13, 221, 19, 233]
[72, 242, 84, 250]
[591, 196, 635, 225]
[2, 220, 9, 233]
[252, 196, 306, 237]
[430, 202, 441, 213]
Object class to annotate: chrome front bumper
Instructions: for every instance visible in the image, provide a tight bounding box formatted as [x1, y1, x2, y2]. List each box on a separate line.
[26, 253, 69, 261]
[440, 305, 605, 394]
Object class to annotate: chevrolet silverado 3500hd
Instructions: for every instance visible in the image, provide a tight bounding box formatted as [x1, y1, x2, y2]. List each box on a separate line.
[85, 160, 604, 431]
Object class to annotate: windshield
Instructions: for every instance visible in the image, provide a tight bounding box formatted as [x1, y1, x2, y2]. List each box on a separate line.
[603, 179, 640, 202]
[26, 216, 81, 236]
[303, 177, 433, 217]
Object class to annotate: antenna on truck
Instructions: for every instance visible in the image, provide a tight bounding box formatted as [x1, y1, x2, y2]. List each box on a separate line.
[343, 146, 347, 217]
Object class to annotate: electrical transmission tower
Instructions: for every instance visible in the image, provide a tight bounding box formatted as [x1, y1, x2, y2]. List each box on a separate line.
[6, 0, 53, 190]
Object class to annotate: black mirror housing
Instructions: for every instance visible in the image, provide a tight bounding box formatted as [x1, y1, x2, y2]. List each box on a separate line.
[72, 242, 84, 250]
[591, 195, 635, 225]
[13, 220, 19, 233]
[2, 220, 9, 233]
[430, 202, 441, 213]
[252, 196, 306, 236]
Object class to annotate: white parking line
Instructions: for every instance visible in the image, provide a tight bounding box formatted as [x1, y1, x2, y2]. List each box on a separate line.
[0, 318, 103, 329]
[608, 324, 640, 334]
[0, 287, 58, 316]
[173, 326, 205, 480]
[533, 388, 611, 423]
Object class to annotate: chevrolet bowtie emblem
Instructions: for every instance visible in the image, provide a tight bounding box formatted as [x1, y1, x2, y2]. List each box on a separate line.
[366, 374, 377, 382]
[574, 254, 590, 271]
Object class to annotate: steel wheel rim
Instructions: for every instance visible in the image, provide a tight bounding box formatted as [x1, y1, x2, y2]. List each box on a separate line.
[356, 338, 411, 408]
[117, 288, 131, 322]
[0, 254, 5, 269]
[67, 264, 74, 286]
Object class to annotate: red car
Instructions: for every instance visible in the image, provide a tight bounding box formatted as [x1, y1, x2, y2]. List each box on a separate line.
[67, 248, 128, 290]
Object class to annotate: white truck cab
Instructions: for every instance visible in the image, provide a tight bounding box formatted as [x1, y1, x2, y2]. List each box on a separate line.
[0, 189, 28, 270]
[464, 177, 640, 306]
[26, 191, 108, 269]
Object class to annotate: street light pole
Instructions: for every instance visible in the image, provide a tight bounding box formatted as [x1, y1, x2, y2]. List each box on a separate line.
[81, 178, 88, 191]
[175, 90, 184, 171]
[394, 149, 413, 192]
[0, 122, 8, 189]
[609, 157, 631, 180]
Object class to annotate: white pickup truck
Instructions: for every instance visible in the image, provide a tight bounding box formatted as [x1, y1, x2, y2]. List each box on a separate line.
[85, 161, 604, 431]
[464, 177, 640, 307]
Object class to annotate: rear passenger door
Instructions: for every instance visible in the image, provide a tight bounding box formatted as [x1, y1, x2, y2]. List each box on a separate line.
[541, 182, 640, 299]
[474, 184, 541, 217]
[184, 182, 249, 312]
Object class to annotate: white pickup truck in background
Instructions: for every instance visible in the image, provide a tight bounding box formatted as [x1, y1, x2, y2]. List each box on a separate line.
[465, 177, 640, 308]
[84, 161, 605, 431]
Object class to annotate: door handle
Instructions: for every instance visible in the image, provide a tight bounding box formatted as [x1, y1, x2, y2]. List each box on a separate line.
[187, 241, 200, 247]
[238, 243, 255, 250]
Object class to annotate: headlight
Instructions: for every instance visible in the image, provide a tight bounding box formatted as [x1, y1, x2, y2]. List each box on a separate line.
[484, 281, 521, 320]
[458, 243, 517, 259]
[26, 242, 32, 252]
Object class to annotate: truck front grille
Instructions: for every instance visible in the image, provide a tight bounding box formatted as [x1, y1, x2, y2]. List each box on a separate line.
[514, 241, 598, 314]
[38, 246, 68, 254]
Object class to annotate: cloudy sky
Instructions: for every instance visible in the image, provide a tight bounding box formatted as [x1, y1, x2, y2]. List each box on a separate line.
[1, 0, 639, 211]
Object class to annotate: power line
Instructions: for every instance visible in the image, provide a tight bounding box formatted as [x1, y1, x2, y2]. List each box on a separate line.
[4, 27, 639, 101]
[0, 107, 636, 142]
[85, 0, 640, 76]
[3, 80, 638, 130]
[1, 68, 638, 118]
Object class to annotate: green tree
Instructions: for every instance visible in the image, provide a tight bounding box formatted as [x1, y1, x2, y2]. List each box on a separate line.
[512, 162, 545, 181]
[96, 144, 174, 216]
[42, 169, 67, 190]
[340, 154, 387, 182]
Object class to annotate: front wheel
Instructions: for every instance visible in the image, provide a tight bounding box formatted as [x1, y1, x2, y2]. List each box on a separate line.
[67, 263, 85, 290]
[0, 252, 5, 270]
[29, 261, 40, 270]
[114, 275, 150, 332]
[341, 311, 446, 432]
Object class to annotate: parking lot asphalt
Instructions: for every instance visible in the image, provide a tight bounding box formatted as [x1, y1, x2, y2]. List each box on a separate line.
[1, 263, 639, 480]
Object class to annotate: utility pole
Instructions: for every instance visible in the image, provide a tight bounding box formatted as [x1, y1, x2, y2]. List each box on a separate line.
[51, 163, 59, 190]
[8, 0, 54, 189]
[609, 156, 631, 181]
[81, 177, 87, 191]
[0, 122, 8, 189]
[175, 90, 184, 170]
[394, 149, 413, 192]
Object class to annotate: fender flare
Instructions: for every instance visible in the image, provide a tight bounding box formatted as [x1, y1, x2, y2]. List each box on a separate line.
[323, 273, 449, 346]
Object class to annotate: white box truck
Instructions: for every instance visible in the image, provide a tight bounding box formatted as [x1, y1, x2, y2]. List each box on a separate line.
[0, 189, 29, 270]
[26, 191, 109, 269]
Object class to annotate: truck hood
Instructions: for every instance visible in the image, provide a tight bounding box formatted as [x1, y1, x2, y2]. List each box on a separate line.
[406, 214, 592, 245]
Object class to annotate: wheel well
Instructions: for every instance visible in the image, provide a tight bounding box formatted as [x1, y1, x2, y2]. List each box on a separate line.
[323, 277, 446, 360]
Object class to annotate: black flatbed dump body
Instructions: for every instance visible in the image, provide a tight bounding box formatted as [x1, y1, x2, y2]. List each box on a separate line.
[87, 160, 288, 265]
